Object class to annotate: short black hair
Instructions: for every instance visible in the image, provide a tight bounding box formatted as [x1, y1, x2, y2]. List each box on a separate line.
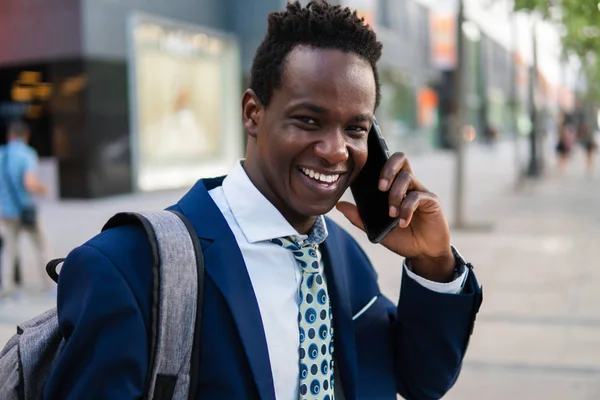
[8, 120, 29, 138]
[249, 1, 383, 109]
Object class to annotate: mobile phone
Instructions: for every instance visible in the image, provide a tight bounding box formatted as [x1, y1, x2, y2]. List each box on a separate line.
[349, 119, 400, 243]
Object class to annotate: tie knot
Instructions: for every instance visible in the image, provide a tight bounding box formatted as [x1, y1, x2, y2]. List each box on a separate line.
[271, 236, 320, 273]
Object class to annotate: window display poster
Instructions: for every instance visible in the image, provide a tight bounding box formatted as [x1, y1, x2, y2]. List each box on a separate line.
[130, 15, 242, 191]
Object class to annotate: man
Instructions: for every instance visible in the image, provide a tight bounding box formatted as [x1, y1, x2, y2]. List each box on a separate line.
[45, 2, 482, 399]
[0, 120, 48, 297]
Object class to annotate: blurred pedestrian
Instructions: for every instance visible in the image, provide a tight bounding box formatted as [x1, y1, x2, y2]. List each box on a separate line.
[0, 121, 49, 298]
[577, 123, 597, 176]
[556, 118, 574, 174]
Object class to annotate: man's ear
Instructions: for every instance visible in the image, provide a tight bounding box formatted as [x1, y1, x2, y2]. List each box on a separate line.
[242, 89, 263, 139]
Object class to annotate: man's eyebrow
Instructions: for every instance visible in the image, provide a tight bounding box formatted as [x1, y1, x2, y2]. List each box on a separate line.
[352, 114, 373, 123]
[289, 102, 328, 114]
[288, 103, 373, 123]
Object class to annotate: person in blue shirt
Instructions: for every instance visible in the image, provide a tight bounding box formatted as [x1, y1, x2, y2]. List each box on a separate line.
[0, 121, 48, 297]
[45, 2, 483, 399]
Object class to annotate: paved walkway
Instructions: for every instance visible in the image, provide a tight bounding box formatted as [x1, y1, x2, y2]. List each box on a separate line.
[2, 139, 600, 399]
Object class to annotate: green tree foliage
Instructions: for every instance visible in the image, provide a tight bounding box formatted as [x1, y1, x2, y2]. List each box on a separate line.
[515, 0, 600, 99]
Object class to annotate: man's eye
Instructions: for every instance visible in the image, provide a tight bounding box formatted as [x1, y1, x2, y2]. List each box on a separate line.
[295, 116, 317, 125]
[346, 126, 368, 136]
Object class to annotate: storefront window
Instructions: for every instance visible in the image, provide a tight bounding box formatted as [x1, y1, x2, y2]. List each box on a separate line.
[130, 15, 242, 191]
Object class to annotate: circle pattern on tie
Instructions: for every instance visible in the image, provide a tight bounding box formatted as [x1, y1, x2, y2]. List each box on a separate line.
[310, 379, 320, 395]
[305, 308, 317, 324]
[300, 384, 307, 395]
[300, 364, 308, 380]
[317, 289, 327, 305]
[308, 344, 318, 360]
[321, 359, 328, 375]
[319, 324, 328, 340]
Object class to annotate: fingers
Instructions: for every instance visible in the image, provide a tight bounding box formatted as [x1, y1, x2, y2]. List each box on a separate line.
[397, 191, 440, 228]
[377, 151, 437, 224]
[387, 170, 428, 218]
[335, 201, 365, 231]
[378, 152, 412, 191]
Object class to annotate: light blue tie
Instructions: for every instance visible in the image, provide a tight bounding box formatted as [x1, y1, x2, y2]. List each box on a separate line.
[271, 236, 334, 400]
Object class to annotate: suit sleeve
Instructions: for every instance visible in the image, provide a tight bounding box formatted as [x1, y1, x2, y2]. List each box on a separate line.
[44, 244, 149, 400]
[392, 268, 482, 400]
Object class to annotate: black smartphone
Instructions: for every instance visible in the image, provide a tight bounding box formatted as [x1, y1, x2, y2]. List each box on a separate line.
[349, 119, 400, 243]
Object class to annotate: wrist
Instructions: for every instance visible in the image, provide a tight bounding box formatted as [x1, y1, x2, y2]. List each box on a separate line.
[407, 248, 455, 283]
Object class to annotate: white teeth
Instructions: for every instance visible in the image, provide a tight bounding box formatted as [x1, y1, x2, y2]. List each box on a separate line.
[301, 168, 340, 184]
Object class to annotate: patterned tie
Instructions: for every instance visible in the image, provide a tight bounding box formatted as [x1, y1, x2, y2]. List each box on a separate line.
[271, 236, 334, 400]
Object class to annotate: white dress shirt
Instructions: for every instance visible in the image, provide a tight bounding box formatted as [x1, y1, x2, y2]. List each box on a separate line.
[208, 160, 467, 400]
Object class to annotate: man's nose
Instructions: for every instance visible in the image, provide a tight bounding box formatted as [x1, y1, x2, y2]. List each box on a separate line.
[313, 128, 349, 166]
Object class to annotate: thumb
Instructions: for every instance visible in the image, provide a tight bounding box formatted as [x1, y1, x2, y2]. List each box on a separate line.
[335, 201, 365, 231]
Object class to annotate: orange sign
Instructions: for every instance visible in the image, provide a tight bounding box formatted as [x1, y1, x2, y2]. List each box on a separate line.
[430, 12, 457, 70]
[418, 87, 439, 127]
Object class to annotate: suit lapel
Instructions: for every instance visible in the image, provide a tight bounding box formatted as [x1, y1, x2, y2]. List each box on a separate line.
[202, 237, 276, 399]
[321, 227, 359, 400]
[176, 179, 276, 400]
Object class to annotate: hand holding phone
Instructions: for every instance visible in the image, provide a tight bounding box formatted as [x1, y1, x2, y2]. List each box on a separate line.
[340, 120, 455, 280]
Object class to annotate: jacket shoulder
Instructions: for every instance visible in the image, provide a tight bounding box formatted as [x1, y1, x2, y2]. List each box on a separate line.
[63, 221, 155, 319]
[48, 223, 154, 399]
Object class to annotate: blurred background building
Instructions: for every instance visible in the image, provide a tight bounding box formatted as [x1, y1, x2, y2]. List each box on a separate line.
[0, 0, 585, 198]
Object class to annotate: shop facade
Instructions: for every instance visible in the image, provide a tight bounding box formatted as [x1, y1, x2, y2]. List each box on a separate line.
[0, 0, 281, 198]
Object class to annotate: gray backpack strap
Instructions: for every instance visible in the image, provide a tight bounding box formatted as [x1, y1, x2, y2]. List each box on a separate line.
[140, 210, 201, 400]
[103, 210, 204, 400]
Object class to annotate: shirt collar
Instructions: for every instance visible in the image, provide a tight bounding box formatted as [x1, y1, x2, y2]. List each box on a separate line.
[8, 139, 25, 147]
[221, 160, 328, 245]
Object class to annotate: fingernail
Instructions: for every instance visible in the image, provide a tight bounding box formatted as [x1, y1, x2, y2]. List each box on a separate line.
[399, 218, 407, 227]
[379, 179, 389, 191]
[389, 206, 397, 217]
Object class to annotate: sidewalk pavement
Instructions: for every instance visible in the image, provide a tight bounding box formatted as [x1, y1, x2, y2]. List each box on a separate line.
[1, 139, 600, 399]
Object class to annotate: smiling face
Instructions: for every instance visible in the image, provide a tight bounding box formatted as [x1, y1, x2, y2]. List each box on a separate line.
[242, 46, 377, 233]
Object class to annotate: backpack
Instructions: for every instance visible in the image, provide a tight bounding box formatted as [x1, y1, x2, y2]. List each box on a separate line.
[0, 210, 205, 400]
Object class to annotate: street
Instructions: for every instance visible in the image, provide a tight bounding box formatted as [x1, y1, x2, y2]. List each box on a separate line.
[1, 139, 599, 399]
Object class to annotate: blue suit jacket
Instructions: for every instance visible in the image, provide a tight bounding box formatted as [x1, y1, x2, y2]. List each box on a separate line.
[44, 177, 482, 400]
